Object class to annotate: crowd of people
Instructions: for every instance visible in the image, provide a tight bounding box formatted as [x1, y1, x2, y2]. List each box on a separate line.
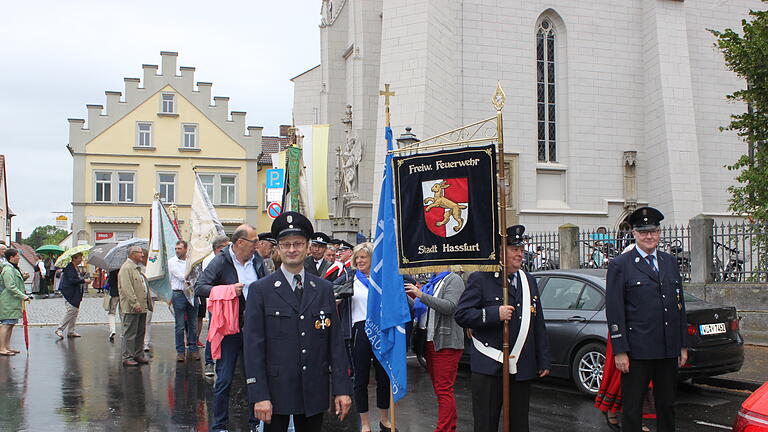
[0, 204, 687, 432]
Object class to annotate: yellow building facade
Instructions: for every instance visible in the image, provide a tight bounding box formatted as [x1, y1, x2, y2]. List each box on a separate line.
[68, 52, 274, 244]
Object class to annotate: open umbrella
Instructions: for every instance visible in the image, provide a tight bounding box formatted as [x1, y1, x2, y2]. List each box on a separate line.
[102, 238, 149, 270]
[88, 242, 118, 270]
[35, 245, 65, 255]
[22, 301, 29, 352]
[55, 244, 92, 268]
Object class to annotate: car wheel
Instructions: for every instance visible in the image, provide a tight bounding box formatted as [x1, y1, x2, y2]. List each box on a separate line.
[572, 342, 606, 396]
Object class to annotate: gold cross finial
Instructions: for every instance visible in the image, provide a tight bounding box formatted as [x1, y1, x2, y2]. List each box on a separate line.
[380, 83, 395, 126]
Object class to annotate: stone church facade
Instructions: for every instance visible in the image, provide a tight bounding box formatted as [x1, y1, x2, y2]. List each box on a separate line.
[293, 0, 760, 234]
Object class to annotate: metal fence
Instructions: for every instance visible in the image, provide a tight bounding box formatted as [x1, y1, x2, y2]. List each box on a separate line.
[711, 222, 768, 283]
[576, 225, 691, 281]
[524, 231, 560, 272]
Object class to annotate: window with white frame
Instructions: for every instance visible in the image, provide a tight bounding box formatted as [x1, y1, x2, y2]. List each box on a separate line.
[219, 175, 236, 205]
[136, 122, 152, 147]
[182, 124, 198, 148]
[95, 172, 112, 202]
[158, 173, 176, 203]
[117, 172, 135, 203]
[161, 93, 175, 113]
[537, 20, 557, 162]
[199, 174, 215, 200]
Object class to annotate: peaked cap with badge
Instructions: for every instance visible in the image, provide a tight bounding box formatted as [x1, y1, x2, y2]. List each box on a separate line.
[506, 225, 526, 246]
[337, 240, 354, 250]
[271, 211, 314, 240]
[258, 232, 278, 246]
[310, 232, 330, 246]
[629, 206, 664, 231]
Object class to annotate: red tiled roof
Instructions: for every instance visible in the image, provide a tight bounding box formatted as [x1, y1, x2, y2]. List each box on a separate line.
[11, 242, 37, 266]
[260, 136, 290, 165]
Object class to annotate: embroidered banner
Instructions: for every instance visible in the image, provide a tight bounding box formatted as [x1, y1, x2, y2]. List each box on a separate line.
[393, 145, 500, 274]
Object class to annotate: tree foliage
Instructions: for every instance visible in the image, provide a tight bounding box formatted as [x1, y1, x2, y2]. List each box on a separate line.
[711, 3, 768, 223]
[21, 225, 68, 250]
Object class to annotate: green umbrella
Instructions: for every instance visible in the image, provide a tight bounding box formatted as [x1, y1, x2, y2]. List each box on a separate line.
[35, 244, 65, 255]
[55, 244, 92, 268]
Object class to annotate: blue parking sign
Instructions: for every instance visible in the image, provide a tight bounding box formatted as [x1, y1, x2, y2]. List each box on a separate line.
[266, 169, 284, 189]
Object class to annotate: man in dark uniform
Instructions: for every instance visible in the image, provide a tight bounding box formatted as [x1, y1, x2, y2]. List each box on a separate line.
[455, 225, 551, 432]
[606, 206, 687, 432]
[244, 212, 353, 432]
[303, 232, 331, 277]
[258, 232, 278, 275]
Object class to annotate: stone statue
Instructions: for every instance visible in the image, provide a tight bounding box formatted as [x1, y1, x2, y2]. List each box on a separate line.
[341, 132, 362, 196]
[321, 0, 333, 27]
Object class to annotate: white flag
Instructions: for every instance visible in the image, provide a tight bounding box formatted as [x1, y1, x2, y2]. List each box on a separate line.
[186, 174, 225, 276]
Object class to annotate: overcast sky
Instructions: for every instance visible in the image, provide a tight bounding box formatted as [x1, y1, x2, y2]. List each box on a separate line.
[0, 0, 320, 236]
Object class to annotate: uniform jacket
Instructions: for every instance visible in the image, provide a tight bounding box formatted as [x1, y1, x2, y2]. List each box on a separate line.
[605, 247, 688, 360]
[118, 259, 149, 314]
[243, 269, 352, 417]
[0, 264, 27, 320]
[304, 256, 331, 278]
[194, 245, 266, 330]
[418, 272, 467, 351]
[455, 270, 551, 381]
[59, 263, 86, 308]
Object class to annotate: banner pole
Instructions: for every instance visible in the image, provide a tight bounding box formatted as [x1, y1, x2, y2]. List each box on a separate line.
[492, 83, 511, 432]
[390, 388, 396, 430]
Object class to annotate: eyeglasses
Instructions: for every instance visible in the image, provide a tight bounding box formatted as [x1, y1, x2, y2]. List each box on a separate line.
[634, 229, 661, 237]
[240, 237, 259, 244]
[278, 241, 308, 250]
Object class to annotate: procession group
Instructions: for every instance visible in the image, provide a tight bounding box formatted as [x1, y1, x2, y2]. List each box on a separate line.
[0, 204, 686, 432]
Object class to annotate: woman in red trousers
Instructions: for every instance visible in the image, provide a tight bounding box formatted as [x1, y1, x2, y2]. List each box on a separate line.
[596, 336, 656, 432]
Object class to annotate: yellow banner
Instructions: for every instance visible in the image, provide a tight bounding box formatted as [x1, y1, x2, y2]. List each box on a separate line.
[299, 124, 330, 220]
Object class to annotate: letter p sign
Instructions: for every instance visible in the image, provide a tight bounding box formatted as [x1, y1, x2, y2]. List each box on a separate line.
[266, 169, 285, 189]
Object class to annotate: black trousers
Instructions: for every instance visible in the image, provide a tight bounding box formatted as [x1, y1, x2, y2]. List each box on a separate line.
[351, 321, 390, 413]
[621, 358, 677, 432]
[471, 372, 531, 432]
[265, 413, 323, 432]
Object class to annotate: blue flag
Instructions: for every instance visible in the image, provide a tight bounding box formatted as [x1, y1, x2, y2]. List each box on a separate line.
[366, 126, 411, 403]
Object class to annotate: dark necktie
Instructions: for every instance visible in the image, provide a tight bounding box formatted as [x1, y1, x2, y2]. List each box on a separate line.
[294, 274, 303, 303]
[646, 255, 658, 272]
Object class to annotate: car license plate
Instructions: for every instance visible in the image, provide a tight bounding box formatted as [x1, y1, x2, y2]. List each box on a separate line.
[700, 323, 726, 335]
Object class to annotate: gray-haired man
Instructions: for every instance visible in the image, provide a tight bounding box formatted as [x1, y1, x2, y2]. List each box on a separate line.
[118, 246, 152, 366]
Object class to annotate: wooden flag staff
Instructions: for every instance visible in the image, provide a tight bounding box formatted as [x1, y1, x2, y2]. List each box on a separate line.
[379, 82, 398, 432]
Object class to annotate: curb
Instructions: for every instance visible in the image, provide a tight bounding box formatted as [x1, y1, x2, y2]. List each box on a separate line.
[694, 377, 763, 392]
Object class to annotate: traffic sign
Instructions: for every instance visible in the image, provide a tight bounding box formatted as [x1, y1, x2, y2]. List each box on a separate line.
[267, 202, 282, 219]
[266, 169, 284, 189]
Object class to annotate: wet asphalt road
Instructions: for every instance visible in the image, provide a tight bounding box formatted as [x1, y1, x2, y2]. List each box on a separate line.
[0, 324, 749, 432]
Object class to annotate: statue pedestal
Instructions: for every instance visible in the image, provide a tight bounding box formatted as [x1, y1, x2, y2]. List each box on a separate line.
[330, 216, 360, 244]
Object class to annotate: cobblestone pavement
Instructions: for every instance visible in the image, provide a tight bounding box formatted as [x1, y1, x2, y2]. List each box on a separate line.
[25, 295, 175, 326]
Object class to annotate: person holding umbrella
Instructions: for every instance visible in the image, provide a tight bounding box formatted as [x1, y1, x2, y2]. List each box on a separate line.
[0, 248, 32, 355]
[54, 252, 92, 339]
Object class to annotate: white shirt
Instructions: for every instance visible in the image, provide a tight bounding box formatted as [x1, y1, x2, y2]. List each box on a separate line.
[279, 266, 306, 292]
[229, 248, 258, 298]
[202, 252, 216, 271]
[351, 273, 369, 324]
[168, 256, 187, 291]
[634, 246, 659, 271]
[37, 261, 47, 277]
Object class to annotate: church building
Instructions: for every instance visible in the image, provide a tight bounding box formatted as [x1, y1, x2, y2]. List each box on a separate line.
[293, 0, 760, 233]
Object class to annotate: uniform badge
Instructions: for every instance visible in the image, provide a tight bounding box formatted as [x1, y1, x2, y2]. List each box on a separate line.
[275, 281, 282, 287]
[494, 272, 499, 278]
[530, 305, 537, 316]
[315, 311, 331, 330]
[310, 281, 316, 287]
[678, 303, 682, 310]
[635, 257, 640, 263]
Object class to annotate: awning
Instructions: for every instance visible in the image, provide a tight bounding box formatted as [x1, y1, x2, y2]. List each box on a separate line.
[86, 216, 143, 224]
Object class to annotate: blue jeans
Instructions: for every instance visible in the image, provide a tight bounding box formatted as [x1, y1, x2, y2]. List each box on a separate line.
[212, 332, 258, 431]
[171, 291, 198, 354]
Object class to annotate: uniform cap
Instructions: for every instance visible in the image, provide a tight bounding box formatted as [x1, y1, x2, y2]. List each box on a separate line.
[271, 211, 314, 240]
[506, 225, 526, 246]
[258, 232, 277, 246]
[310, 232, 330, 246]
[629, 206, 664, 231]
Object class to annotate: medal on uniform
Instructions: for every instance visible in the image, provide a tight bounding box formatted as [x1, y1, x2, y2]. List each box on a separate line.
[678, 302, 682, 310]
[315, 311, 331, 329]
[530, 305, 537, 316]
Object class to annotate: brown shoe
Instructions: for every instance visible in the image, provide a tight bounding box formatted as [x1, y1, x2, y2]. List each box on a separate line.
[135, 357, 149, 364]
[176, 353, 185, 362]
[190, 351, 200, 361]
[122, 359, 139, 367]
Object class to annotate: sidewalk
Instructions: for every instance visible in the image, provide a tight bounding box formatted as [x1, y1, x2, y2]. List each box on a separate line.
[24, 296, 175, 326]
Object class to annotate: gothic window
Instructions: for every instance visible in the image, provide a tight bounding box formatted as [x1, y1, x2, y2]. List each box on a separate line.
[537, 20, 556, 162]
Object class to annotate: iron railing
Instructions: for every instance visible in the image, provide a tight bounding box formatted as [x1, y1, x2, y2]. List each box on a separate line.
[711, 222, 768, 283]
[524, 231, 560, 272]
